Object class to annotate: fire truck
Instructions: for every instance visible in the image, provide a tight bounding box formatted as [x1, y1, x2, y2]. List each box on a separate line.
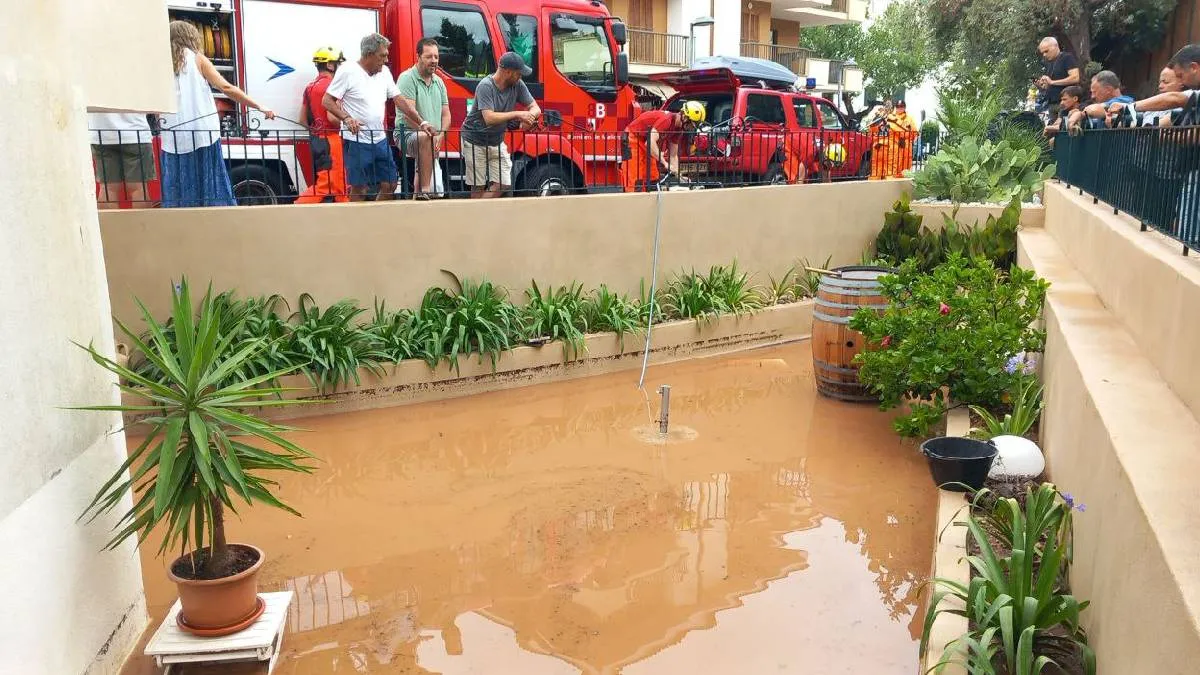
[165, 0, 637, 203]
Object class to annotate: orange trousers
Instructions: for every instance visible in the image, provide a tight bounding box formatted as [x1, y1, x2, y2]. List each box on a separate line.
[782, 138, 808, 184]
[620, 139, 661, 192]
[296, 131, 348, 203]
[869, 136, 916, 180]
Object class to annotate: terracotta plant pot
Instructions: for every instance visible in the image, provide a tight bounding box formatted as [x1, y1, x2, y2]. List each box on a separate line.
[168, 543, 265, 636]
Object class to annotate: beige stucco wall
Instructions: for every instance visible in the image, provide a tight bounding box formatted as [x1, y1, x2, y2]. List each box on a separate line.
[771, 19, 801, 48]
[1042, 183, 1200, 421]
[911, 202, 1046, 230]
[1019, 216, 1200, 671]
[99, 180, 908, 328]
[1, 2, 171, 673]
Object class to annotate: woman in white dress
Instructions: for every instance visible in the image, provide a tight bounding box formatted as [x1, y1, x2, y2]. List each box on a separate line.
[160, 21, 274, 207]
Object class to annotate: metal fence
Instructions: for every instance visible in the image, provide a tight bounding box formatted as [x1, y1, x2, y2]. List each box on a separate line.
[1055, 125, 1200, 254]
[88, 118, 932, 208]
[739, 42, 809, 77]
[627, 28, 690, 68]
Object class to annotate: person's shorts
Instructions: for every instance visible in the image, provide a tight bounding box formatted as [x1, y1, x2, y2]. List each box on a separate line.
[344, 138, 397, 186]
[461, 138, 512, 187]
[400, 130, 438, 157]
[91, 143, 157, 182]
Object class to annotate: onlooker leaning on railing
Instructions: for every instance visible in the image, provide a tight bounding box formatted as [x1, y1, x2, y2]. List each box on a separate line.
[89, 112, 155, 209]
[162, 20, 275, 208]
[323, 32, 430, 201]
[395, 38, 451, 200]
[459, 52, 540, 199]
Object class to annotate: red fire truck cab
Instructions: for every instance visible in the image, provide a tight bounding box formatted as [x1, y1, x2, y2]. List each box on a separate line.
[163, 0, 637, 203]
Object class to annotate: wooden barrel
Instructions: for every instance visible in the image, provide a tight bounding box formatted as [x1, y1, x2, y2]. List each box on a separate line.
[812, 266, 894, 402]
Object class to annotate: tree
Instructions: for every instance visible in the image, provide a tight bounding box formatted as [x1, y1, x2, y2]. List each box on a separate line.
[800, 0, 937, 101]
[928, 0, 1175, 102]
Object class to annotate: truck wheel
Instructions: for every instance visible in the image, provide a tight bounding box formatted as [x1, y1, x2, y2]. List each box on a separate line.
[763, 164, 789, 185]
[521, 163, 578, 197]
[856, 153, 872, 179]
[229, 165, 283, 206]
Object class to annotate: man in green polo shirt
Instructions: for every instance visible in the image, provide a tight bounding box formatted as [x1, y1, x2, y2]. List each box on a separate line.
[395, 38, 452, 198]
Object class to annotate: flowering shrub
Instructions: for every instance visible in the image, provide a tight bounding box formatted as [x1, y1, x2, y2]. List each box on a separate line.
[849, 255, 1049, 437]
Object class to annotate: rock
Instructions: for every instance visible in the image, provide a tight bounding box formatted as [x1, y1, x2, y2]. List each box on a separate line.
[988, 435, 1045, 478]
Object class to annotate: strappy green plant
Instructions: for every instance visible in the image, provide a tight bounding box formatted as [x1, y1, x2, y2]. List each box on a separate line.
[582, 284, 642, 349]
[284, 294, 387, 392]
[74, 279, 315, 577]
[970, 375, 1044, 440]
[523, 280, 588, 361]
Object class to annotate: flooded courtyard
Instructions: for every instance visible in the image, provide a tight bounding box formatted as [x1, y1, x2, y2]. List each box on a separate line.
[121, 342, 936, 674]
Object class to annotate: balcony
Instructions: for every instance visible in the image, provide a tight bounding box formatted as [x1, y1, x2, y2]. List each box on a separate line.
[627, 28, 690, 69]
[739, 42, 810, 77]
[771, 0, 867, 26]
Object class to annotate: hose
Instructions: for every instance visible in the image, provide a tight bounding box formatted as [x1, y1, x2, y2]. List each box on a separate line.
[637, 178, 667, 391]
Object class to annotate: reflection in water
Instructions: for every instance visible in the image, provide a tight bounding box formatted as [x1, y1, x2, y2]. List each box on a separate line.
[121, 343, 936, 675]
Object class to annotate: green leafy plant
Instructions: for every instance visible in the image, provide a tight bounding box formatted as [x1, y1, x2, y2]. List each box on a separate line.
[922, 484, 1095, 675]
[75, 280, 315, 577]
[936, 87, 1002, 146]
[284, 294, 387, 392]
[913, 136, 1055, 204]
[970, 375, 1045, 440]
[638, 278, 666, 326]
[849, 255, 1048, 437]
[873, 194, 1022, 273]
[582, 285, 642, 349]
[766, 267, 798, 304]
[435, 272, 523, 373]
[920, 119, 942, 150]
[705, 262, 763, 314]
[523, 280, 588, 361]
[662, 270, 714, 322]
[794, 256, 833, 299]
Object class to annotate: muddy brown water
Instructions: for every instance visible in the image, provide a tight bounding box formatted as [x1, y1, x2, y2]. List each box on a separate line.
[120, 342, 936, 674]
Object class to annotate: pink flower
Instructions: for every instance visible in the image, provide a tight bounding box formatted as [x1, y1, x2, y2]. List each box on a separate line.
[939, 302, 950, 315]
[881, 335, 892, 347]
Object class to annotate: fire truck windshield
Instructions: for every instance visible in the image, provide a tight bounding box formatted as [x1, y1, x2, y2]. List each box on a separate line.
[552, 17, 615, 93]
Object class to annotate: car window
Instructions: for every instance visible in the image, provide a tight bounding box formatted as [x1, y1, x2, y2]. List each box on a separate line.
[666, 94, 735, 125]
[422, 6, 496, 79]
[745, 93, 787, 125]
[792, 99, 817, 128]
[816, 101, 843, 130]
[499, 14, 539, 82]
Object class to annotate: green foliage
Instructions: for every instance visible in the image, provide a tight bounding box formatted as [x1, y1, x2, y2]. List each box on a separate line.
[74, 280, 315, 571]
[285, 294, 387, 392]
[798, 23, 864, 61]
[849, 256, 1049, 437]
[661, 263, 763, 323]
[432, 274, 523, 373]
[523, 280, 588, 361]
[766, 267, 800, 304]
[970, 375, 1045, 440]
[920, 120, 941, 147]
[922, 483, 1095, 675]
[913, 136, 1056, 205]
[873, 194, 1022, 273]
[794, 256, 832, 299]
[582, 284, 642, 349]
[937, 89, 1002, 147]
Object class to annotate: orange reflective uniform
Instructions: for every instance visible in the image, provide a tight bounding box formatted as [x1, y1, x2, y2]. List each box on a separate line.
[781, 134, 815, 184]
[869, 110, 919, 180]
[296, 72, 349, 203]
[621, 110, 682, 192]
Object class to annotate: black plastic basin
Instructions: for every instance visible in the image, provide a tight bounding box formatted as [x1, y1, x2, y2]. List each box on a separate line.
[920, 436, 998, 492]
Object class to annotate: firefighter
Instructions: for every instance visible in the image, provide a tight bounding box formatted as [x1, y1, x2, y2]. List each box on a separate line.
[295, 47, 349, 203]
[620, 101, 706, 192]
[869, 100, 919, 180]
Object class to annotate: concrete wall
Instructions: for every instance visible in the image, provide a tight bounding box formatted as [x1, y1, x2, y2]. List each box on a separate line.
[99, 180, 908, 328]
[771, 18, 800, 48]
[1042, 184, 1200, 421]
[1017, 184, 1200, 672]
[1, 2, 172, 674]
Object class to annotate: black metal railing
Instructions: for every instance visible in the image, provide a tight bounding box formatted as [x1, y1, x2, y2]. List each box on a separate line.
[627, 28, 690, 67]
[1055, 125, 1200, 253]
[739, 42, 809, 76]
[88, 118, 932, 208]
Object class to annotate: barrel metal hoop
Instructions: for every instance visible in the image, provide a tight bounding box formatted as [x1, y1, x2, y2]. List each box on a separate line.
[815, 388, 879, 402]
[816, 287, 890, 297]
[813, 361, 861, 375]
[813, 310, 853, 324]
[819, 278, 887, 289]
[814, 299, 890, 311]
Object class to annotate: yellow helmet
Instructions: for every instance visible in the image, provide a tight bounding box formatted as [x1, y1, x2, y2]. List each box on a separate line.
[823, 142, 847, 167]
[312, 47, 344, 64]
[680, 100, 706, 124]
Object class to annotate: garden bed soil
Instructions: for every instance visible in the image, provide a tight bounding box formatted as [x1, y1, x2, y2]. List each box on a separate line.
[965, 475, 1088, 675]
[171, 544, 260, 581]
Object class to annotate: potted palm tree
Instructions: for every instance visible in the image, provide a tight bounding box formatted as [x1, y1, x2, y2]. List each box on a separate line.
[76, 280, 315, 636]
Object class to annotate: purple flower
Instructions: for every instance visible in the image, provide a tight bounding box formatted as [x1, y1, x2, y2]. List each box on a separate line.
[1076, 503, 1087, 512]
[1005, 355, 1023, 374]
[1062, 492, 1086, 513]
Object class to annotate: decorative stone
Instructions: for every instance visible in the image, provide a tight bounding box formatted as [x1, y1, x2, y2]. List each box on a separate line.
[987, 435, 1045, 478]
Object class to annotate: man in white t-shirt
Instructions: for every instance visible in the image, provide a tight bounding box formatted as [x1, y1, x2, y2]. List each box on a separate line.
[89, 112, 155, 209]
[323, 32, 432, 201]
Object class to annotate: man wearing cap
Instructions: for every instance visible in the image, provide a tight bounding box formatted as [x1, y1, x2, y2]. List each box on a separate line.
[460, 51, 541, 198]
[296, 46, 349, 203]
[869, 100, 918, 179]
